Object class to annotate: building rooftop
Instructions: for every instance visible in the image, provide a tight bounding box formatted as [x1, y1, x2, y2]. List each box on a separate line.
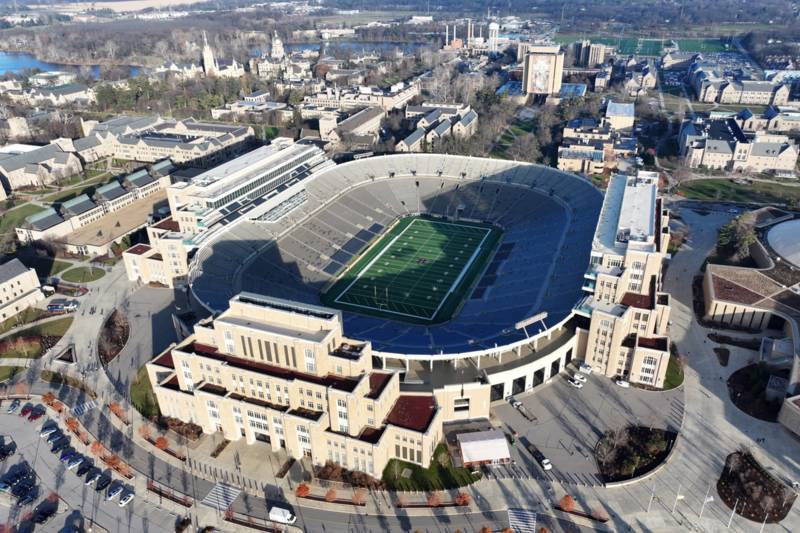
[367, 372, 392, 399]
[606, 101, 635, 118]
[385, 395, 436, 433]
[0, 258, 30, 284]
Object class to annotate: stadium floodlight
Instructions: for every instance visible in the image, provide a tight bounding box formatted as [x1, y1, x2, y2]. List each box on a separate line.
[515, 312, 548, 337]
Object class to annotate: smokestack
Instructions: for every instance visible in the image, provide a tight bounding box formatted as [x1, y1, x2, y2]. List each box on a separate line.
[446, 25, 449, 46]
[453, 24, 457, 42]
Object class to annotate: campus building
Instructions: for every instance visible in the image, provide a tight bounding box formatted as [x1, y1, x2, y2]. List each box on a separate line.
[575, 172, 672, 387]
[146, 293, 487, 473]
[557, 111, 637, 175]
[521, 45, 564, 97]
[303, 81, 420, 112]
[16, 160, 175, 255]
[679, 117, 799, 173]
[0, 259, 43, 322]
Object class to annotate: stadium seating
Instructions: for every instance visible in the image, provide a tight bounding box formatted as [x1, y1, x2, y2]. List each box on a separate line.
[191, 154, 603, 356]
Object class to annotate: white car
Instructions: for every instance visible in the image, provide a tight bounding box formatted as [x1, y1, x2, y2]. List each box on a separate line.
[573, 373, 587, 384]
[578, 363, 593, 375]
[616, 379, 631, 388]
[118, 490, 134, 507]
[506, 396, 522, 409]
[567, 379, 584, 389]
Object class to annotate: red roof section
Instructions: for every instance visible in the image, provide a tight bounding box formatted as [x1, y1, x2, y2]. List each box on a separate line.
[637, 337, 668, 351]
[152, 351, 175, 369]
[153, 217, 180, 232]
[386, 395, 436, 433]
[126, 244, 152, 256]
[367, 372, 392, 399]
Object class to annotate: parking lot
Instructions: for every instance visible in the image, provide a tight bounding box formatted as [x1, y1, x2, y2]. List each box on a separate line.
[492, 370, 684, 487]
[0, 401, 174, 533]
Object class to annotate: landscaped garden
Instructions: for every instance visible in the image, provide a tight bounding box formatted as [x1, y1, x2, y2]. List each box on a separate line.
[663, 354, 685, 390]
[0, 317, 74, 359]
[717, 451, 796, 523]
[61, 266, 106, 283]
[0, 307, 49, 335]
[131, 364, 161, 420]
[98, 310, 129, 364]
[727, 363, 785, 422]
[0, 366, 23, 382]
[382, 443, 480, 491]
[677, 179, 800, 207]
[594, 426, 677, 482]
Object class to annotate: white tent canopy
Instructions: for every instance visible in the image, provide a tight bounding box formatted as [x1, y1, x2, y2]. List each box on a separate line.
[457, 429, 510, 465]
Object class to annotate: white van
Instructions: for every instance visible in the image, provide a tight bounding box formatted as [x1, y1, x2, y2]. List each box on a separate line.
[269, 506, 297, 525]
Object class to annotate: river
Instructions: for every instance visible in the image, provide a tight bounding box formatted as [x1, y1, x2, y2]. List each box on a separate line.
[0, 50, 139, 78]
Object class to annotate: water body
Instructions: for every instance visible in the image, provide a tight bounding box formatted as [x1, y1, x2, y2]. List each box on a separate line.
[285, 40, 428, 56]
[0, 50, 139, 78]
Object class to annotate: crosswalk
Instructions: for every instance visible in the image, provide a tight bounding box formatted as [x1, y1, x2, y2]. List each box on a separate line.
[508, 508, 538, 533]
[201, 483, 241, 510]
[71, 400, 97, 416]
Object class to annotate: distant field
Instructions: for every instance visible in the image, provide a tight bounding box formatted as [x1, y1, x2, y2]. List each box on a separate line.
[678, 179, 800, 206]
[49, 0, 206, 12]
[675, 38, 730, 53]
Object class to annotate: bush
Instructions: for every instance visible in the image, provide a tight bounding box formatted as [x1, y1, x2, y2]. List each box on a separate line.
[559, 495, 576, 512]
[295, 483, 310, 498]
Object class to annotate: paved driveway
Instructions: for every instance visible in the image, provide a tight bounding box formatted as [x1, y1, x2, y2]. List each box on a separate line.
[493, 373, 684, 487]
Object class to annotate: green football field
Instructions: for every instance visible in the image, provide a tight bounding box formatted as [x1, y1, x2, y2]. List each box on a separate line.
[321, 217, 501, 324]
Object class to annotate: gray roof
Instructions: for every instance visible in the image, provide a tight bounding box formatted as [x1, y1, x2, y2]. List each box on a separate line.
[738, 80, 779, 92]
[337, 106, 384, 133]
[422, 108, 442, 124]
[73, 134, 103, 151]
[149, 159, 175, 176]
[0, 144, 67, 173]
[606, 101, 635, 118]
[432, 119, 451, 136]
[0, 258, 30, 284]
[95, 181, 128, 201]
[705, 140, 733, 154]
[61, 194, 97, 216]
[124, 169, 156, 188]
[459, 110, 478, 127]
[25, 207, 65, 230]
[402, 127, 425, 146]
[751, 142, 788, 157]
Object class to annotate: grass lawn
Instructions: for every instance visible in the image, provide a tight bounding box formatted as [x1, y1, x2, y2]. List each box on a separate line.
[0, 307, 48, 336]
[663, 355, 684, 390]
[382, 443, 479, 491]
[0, 366, 23, 382]
[130, 364, 161, 420]
[677, 179, 800, 206]
[0, 203, 42, 237]
[15, 316, 74, 338]
[61, 266, 106, 283]
[0, 316, 73, 359]
[19, 256, 72, 279]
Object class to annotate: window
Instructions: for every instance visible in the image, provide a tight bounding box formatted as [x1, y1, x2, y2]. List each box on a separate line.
[305, 348, 316, 373]
[454, 398, 470, 412]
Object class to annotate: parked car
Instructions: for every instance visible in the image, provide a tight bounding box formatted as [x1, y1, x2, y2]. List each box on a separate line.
[67, 455, 84, 471]
[6, 399, 20, 413]
[51, 437, 70, 453]
[616, 379, 630, 389]
[105, 482, 123, 502]
[11, 480, 35, 498]
[573, 373, 587, 384]
[16, 487, 37, 507]
[59, 448, 76, 463]
[84, 469, 101, 486]
[46, 431, 64, 445]
[268, 507, 297, 525]
[19, 405, 33, 418]
[567, 378, 584, 389]
[40, 426, 59, 439]
[505, 396, 522, 409]
[76, 460, 93, 477]
[118, 490, 134, 507]
[32, 507, 56, 525]
[28, 409, 44, 422]
[578, 363, 593, 375]
[525, 443, 553, 471]
[95, 475, 112, 492]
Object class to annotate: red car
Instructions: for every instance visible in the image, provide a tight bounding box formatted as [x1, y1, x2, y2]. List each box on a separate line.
[19, 405, 32, 417]
[28, 410, 43, 422]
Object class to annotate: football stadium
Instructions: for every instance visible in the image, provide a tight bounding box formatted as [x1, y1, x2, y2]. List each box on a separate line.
[190, 153, 604, 360]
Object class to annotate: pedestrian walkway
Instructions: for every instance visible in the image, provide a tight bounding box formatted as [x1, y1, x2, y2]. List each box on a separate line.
[201, 482, 241, 511]
[508, 508, 538, 532]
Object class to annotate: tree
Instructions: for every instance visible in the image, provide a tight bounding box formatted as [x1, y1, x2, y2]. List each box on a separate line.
[42, 392, 56, 405]
[65, 417, 79, 433]
[325, 488, 337, 502]
[454, 492, 471, 506]
[507, 133, 541, 162]
[559, 495, 576, 512]
[591, 508, 610, 521]
[426, 492, 441, 507]
[138, 425, 152, 440]
[295, 483, 311, 498]
[154, 436, 169, 450]
[479, 527, 491, 533]
[90, 440, 105, 456]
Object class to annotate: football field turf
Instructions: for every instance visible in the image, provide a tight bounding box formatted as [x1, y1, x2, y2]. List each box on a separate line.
[321, 217, 501, 324]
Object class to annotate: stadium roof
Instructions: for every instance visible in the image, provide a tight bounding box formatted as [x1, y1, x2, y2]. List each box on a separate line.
[768, 219, 800, 268]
